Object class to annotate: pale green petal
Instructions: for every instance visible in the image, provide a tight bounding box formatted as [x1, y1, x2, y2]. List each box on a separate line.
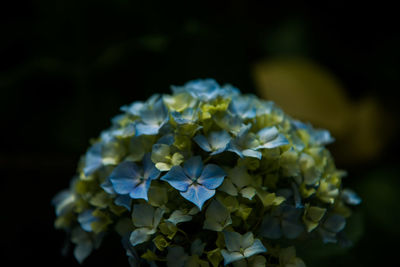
[130, 228, 152, 246]
[156, 162, 172, 171]
[240, 187, 256, 200]
[153, 208, 165, 228]
[168, 210, 193, 225]
[243, 239, 266, 258]
[218, 178, 238, 196]
[228, 166, 252, 190]
[203, 200, 232, 232]
[256, 190, 285, 207]
[240, 232, 254, 249]
[152, 144, 171, 163]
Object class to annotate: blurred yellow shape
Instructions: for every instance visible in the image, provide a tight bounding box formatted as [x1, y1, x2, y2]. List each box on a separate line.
[253, 58, 392, 163]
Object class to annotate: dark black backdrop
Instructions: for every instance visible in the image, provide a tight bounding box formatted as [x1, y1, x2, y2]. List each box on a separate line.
[1, 1, 399, 266]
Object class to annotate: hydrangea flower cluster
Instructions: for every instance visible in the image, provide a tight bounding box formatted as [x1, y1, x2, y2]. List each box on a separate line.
[53, 79, 361, 266]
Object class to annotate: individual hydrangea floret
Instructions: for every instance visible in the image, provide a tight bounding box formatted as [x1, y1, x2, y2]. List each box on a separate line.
[135, 97, 169, 136]
[53, 79, 361, 267]
[221, 231, 267, 265]
[161, 156, 226, 210]
[260, 204, 304, 239]
[194, 130, 231, 155]
[109, 154, 160, 201]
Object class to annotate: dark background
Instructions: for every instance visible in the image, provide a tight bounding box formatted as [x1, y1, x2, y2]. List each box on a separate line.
[1, 1, 399, 266]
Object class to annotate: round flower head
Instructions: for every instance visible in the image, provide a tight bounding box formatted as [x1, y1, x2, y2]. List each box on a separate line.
[53, 79, 361, 266]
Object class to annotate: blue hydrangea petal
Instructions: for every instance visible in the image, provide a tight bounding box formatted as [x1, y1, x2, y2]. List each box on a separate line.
[257, 126, 279, 142]
[243, 239, 267, 258]
[157, 134, 175, 145]
[256, 134, 289, 150]
[183, 156, 204, 180]
[242, 149, 262, 159]
[180, 184, 215, 210]
[100, 178, 115, 194]
[197, 164, 226, 190]
[129, 179, 152, 200]
[141, 98, 167, 124]
[214, 113, 246, 136]
[84, 143, 103, 176]
[110, 161, 142, 181]
[341, 189, 362, 205]
[78, 210, 98, 232]
[292, 120, 334, 146]
[229, 96, 257, 119]
[120, 101, 144, 116]
[237, 123, 252, 137]
[182, 79, 220, 101]
[324, 214, 346, 233]
[312, 130, 335, 146]
[221, 250, 244, 266]
[194, 135, 212, 152]
[208, 130, 231, 152]
[109, 161, 142, 195]
[135, 123, 162, 136]
[111, 178, 139, 195]
[161, 166, 193, 192]
[171, 108, 198, 124]
[114, 195, 132, 211]
[227, 141, 244, 158]
[223, 231, 242, 252]
[143, 154, 161, 180]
